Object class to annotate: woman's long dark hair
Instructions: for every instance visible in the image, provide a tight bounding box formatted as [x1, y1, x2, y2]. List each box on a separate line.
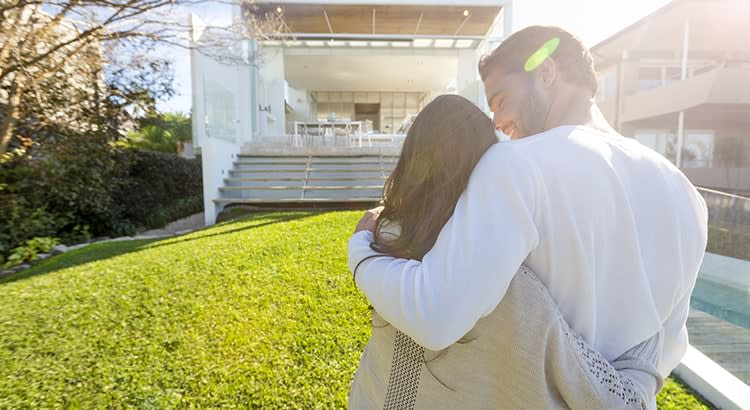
[372, 94, 498, 260]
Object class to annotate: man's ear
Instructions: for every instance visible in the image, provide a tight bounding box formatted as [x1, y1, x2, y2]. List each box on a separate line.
[537, 58, 558, 87]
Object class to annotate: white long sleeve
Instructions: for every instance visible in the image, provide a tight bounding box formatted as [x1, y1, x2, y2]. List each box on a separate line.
[348, 125, 707, 371]
[348, 145, 539, 351]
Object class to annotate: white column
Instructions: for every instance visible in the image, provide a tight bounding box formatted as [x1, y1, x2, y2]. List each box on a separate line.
[457, 48, 484, 109]
[675, 19, 689, 168]
[503, 1, 514, 38]
[257, 46, 286, 138]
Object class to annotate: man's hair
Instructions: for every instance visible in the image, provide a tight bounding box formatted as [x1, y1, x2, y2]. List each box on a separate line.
[478, 26, 598, 97]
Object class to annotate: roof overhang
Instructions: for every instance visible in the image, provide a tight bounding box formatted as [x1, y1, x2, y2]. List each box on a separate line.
[592, 0, 750, 68]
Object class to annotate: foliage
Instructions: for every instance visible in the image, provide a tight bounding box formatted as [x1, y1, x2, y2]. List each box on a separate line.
[111, 148, 202, 229]
[117, 112, 192, 154]
[0, 128, 122, 251]
[0, 144, 201, 261]
[0, 1, 181, 157]
[2, 237, 59, 269]
[0, 211, 715, 408]
[657, 377, 714, 409]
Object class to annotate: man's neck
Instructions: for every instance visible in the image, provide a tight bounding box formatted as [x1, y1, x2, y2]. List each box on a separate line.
[544, 88, 617, 135]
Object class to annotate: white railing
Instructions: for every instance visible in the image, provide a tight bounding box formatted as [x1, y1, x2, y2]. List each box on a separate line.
[256, 133, 406, 149]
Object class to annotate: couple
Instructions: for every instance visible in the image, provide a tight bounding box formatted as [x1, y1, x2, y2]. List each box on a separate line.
[346, 26, 708, 409]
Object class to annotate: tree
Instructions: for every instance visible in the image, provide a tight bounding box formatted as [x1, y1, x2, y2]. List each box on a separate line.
[0, 0, 180, 158]
[119, 111, 192, 153]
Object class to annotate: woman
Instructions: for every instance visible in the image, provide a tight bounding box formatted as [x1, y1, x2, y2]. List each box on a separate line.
[348, 95, 663, 409]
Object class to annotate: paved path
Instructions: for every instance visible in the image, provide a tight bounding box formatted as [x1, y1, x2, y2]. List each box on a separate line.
[687, 308, 750, 385]
[138, 212, 205, 237]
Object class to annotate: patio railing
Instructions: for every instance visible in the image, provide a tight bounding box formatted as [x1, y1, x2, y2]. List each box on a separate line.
[698, 187, 750, 261]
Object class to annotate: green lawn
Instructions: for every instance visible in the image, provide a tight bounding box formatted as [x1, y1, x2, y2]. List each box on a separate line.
[0, 211, 712, 408]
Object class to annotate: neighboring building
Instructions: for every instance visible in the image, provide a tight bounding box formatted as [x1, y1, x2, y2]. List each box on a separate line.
[191, 0, 513, 225]
[591, 0, 750, 195]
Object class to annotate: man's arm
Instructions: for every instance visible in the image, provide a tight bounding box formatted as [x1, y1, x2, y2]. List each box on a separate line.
[656, 290, 691, 379]
[348, 145, 540, 351]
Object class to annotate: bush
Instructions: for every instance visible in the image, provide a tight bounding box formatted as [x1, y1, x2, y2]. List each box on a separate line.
[116, 112, 192, 154]
[0, 143, 202, 262]
[2, 236, 59, 269]
[111, 148, 202, 230]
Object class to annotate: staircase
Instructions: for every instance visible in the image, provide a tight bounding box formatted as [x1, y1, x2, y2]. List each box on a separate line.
[214, 154, 398, 206]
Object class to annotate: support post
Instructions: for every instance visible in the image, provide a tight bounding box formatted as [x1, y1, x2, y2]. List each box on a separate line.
[675, 19, 689, 168]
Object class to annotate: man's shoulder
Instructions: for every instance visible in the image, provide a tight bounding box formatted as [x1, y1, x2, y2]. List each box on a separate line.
[468, 143, 542, 194]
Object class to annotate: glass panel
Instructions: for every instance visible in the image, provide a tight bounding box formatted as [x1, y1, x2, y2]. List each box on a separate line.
[689, 189, 750, 385]
[634, 130, 676, 163]
[682, 131, 715, 168]
[204, 78, 236, 142]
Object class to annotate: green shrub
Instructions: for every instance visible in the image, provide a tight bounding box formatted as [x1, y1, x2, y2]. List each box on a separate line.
[111, 148, 202, 230]
[2, 236, 59, 269]
[116, 112, 192, 154]
[0, 137, 202, 261]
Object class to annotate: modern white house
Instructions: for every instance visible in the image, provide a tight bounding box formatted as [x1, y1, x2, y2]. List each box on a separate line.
[190, 0, 513, 225]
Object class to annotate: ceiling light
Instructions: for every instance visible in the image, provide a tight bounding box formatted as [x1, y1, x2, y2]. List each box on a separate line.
[413, 38, 433, 47]
[434, 39, 455, 48]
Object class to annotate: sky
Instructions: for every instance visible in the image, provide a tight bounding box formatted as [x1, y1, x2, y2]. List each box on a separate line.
[156, 0, 672, 114]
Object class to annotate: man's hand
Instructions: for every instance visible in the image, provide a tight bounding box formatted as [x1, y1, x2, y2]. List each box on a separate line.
[355, 206, 384, 233]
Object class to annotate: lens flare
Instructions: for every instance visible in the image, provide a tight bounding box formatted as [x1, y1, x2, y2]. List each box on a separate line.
[524, 37, 560, 72]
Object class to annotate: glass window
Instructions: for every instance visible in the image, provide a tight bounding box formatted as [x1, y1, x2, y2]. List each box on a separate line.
[682, 131, 715, 168]
[635, 130, 677, 163]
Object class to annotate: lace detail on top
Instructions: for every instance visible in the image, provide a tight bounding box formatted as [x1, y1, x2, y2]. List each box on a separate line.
[566, 329, 644, 408]
[517, 265, 647, 409]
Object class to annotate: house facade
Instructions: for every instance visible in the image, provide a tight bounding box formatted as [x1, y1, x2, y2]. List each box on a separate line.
[592, 0, 750, 195]
[190, 0, 514, 225]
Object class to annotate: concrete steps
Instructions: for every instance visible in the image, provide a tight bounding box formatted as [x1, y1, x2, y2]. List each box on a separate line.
[215, 154, 397, 205]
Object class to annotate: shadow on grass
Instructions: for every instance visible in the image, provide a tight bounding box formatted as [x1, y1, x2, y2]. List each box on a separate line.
[0, 211, 322, 286]
[142, 211, 323, 251]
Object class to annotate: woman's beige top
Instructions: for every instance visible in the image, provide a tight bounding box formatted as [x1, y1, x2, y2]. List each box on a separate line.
[349, 223, 663, 409]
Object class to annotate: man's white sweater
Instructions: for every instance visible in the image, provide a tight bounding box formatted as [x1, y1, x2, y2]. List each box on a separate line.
[349, 124, 708, 379]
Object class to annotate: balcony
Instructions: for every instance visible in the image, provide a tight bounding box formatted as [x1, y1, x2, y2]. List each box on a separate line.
[621, 67, 750, 123]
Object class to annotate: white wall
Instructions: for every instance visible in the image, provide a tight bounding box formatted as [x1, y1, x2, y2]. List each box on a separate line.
[201, 138, 240, 226]
[257, 46, 286, 137]
[191, 13, 254, 225]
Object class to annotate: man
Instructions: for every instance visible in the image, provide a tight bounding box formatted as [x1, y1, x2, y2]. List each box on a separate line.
[348, 26, 707, 401]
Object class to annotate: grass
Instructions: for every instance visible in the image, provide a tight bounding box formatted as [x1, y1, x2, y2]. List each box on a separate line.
[0, 211, 713, 408]
[658, 378, 714, 410]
